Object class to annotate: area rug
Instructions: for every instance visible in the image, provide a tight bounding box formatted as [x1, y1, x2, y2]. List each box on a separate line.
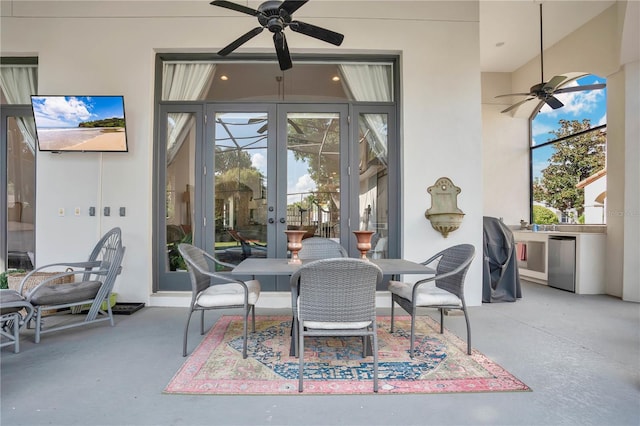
[164, 315, 530, 395]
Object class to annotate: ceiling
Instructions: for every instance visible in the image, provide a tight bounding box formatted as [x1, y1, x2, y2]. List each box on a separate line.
[479, 0, 615, 72]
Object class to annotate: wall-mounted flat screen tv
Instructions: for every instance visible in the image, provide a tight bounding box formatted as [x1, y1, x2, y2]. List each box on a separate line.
[31, 95, 128, 152]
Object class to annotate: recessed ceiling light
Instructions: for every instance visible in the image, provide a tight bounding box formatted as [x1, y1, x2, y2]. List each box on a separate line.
[332, 76, 340, 82]
[220, 75, 229, 81]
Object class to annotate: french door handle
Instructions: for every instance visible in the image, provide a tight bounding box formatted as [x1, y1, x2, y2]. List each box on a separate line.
[279, 218, 286, 224]
[268, 218, 275, 224]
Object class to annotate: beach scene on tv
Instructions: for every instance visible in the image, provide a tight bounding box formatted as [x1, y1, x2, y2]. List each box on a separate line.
[32, 96, 127, 152]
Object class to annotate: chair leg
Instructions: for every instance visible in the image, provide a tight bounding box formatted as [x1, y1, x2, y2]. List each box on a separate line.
[242, 308, 248, 359]
[463, 308, 472, 355]
[439, 308, 444, 333]
[298, 319, 305, 392]
[390, 297, 395, 333]
[34, 308, 43, 344]
[183, 310, 195, 357]
[410, 311, 416, 359]
[12, 313, 20, 353]
[372, 323, 379, 393]
[200, 310, 205, 335]
[251, 304, 256, 333]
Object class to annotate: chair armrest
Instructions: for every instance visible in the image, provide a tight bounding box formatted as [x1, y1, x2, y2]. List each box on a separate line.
[200, 249, 237, 271]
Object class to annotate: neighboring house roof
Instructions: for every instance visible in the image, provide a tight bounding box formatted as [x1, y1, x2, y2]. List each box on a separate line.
[576, 168, 607, 189]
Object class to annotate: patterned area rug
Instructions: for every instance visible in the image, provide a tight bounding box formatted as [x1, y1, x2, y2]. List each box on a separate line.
[164, 315, 530, 395]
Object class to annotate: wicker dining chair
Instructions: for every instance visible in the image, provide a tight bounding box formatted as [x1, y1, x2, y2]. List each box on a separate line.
[389, 244, 475, 357]
[297, 237, 348, 260]
[178, 243, 261, 358]
[294, 258, 383, 392]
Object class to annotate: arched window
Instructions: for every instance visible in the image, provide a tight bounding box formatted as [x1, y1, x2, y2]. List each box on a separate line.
[530, 74, 607, 225]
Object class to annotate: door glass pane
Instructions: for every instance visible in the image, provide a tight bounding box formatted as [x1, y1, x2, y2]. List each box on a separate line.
[6, 117, 36, 269]
[286, 112, 340, 240]
[358, 113, 389, 259]
[165, 112, 195, 271]
[213, 112, 268, 265]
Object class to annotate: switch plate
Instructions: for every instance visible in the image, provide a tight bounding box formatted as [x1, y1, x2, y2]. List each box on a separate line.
[74, 207, 81, 216]
[89, 207, 95, 216]
[104, 207, 110, 216]
[119, 207, 126, 217]
[58, 208, 65, 216]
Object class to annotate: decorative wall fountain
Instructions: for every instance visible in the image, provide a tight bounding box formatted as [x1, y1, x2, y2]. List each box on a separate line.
[425, 177, 465, 238]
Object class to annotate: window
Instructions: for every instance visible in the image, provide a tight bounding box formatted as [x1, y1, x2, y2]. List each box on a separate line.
[530, 74, 607, 225]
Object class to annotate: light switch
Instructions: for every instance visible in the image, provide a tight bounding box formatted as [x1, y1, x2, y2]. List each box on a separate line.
[89, 207, 96, 216]
[58, 208, 65, 217]
[104, 207, 110, 216]
[119, 207, 126, 217]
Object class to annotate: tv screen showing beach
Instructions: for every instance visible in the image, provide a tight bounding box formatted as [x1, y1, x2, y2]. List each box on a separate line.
[31, 96, 128, 152]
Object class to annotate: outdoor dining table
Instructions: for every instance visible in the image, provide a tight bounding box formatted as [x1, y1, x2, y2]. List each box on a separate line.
[231, 257, 436, 356]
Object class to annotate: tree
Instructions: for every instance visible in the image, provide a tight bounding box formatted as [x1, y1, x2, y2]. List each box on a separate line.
[532, 205, 559, 224]
[532, 119, 605, 217]
[214, 146, 253, 175]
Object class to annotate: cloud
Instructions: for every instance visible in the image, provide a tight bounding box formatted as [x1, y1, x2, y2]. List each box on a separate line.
[287, 174, 316, 204]
[251, 152, 266, 174]
[33, 96, 93, 127]
[538, 80, 605, 117]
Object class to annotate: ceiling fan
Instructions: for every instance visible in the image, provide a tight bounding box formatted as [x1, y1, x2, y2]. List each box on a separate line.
[496, 3, 606, 114]
[210, 0, 344, 71]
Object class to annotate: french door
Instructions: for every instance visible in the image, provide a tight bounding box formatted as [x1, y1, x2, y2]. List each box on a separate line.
[1, 106, 37, 273]
[156, 102, 394, 291]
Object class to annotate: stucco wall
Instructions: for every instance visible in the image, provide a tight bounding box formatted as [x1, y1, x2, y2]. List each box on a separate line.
[1, 1, 484, 305]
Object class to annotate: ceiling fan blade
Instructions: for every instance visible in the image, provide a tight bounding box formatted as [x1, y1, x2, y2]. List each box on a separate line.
[554, 83, 606, 94]
[545, 96, 564, 109]
[495, 92, 533, 99]
[210, 0, 259, 16]
[273, 32, 292, 71]
[257, 123, 268, 134]
[279, 0, 309, 15]
[500, 97, 534, 114]
[289, 20, 344, 46]
[218, 27, 264, 56]
[542, 75, 568, 91]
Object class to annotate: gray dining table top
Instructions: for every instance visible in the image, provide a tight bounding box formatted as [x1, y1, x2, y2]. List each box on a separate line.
[230, 257, 435, 276]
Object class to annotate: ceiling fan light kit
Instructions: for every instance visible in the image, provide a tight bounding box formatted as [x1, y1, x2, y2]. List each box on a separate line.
[211, 0, 344, 71]
[496, 4, 605, 114]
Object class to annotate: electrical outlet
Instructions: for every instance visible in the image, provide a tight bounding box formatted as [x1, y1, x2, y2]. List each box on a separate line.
[58, 208, 65, 217]
[74, 207, 81, 216]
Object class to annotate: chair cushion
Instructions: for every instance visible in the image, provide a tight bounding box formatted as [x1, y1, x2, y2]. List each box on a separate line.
[388, 280, 462, 307]
[0, 289, 26, 314]
[296, 297, 371, 329]
[29, 281, 103, 306]
[196, 279, 260, 307]
[302, 320, 372, 330]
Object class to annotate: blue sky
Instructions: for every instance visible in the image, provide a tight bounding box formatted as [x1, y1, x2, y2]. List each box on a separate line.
[31, 96, 125, 128]
[530, 74, 607, 179]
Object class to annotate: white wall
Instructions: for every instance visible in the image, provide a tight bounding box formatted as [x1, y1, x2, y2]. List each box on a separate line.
[1, 1, 485, 304]
[481, 2, 639, 301]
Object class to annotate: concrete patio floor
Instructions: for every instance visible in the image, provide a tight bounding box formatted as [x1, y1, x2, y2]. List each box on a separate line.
[1, 280, 639, 426]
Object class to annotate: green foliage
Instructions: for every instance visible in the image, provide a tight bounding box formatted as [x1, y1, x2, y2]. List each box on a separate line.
[215, 147, 253, 174]
[78, 117, 125, 128]
[533, 119, 606, 217]
[532, 205, 559, 224]
[167, 233, 192, 271]
[0, 269, 26, 289]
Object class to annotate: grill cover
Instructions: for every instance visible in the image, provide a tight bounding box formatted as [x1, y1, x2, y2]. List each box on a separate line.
[482, 216, 522, 302]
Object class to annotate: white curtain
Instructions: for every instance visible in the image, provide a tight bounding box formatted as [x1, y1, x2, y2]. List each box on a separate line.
[0, 64, 38, 153]
[162, 62, 216, 164]
[338, 64, 391, 164]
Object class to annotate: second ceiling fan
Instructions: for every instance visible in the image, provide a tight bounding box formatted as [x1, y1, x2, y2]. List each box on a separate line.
[210, 0, 344, 71]
[496, 3, 605, 114]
